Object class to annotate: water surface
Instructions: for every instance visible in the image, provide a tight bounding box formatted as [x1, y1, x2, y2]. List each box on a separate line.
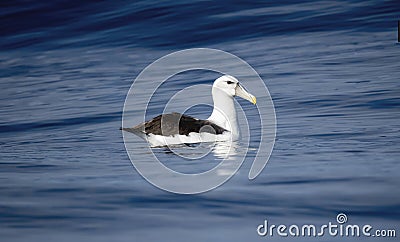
[1, 1, 399, 241]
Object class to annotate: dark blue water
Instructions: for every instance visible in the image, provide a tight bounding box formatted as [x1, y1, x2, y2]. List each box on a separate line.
[1, 1, 399, 241]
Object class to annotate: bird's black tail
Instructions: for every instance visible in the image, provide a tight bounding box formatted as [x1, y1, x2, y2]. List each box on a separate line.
[120, 127, 146, 139]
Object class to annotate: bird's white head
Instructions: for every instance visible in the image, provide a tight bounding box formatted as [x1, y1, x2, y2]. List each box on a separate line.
[209, 75, 256, 136]
[213, 75, 256, 104]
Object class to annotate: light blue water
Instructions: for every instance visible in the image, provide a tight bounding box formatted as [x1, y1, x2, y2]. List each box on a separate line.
[1, 1, 399, 241]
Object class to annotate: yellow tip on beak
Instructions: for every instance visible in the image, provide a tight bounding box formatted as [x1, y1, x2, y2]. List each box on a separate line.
[251, 96, 257, 105]
[235, 83, 257, 105]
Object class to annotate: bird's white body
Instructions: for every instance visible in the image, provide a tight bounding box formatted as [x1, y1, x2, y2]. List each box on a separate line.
[146, 131, 232, 147]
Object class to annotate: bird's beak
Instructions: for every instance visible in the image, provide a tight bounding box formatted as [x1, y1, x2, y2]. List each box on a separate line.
[235, 83, 257, 105]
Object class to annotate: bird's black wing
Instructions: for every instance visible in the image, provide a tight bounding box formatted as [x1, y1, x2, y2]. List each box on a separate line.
[121, 112, 227, 136]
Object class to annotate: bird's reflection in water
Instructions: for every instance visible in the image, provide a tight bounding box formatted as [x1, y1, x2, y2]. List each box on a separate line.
[212, 140, 240, 160]
[160, 140, 242, 161]
[131, 139, 246, 176]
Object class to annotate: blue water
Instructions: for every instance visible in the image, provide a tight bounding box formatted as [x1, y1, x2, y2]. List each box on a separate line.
[1, 1, 399, 241]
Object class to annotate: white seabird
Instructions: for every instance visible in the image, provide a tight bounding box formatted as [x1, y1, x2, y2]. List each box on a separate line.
[121, 75, 256, 147]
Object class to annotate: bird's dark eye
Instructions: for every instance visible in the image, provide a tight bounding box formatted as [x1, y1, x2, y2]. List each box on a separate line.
[226, 81, 234, 84]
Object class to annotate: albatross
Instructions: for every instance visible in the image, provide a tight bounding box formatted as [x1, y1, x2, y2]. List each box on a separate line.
[121, 75, 256, 147]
